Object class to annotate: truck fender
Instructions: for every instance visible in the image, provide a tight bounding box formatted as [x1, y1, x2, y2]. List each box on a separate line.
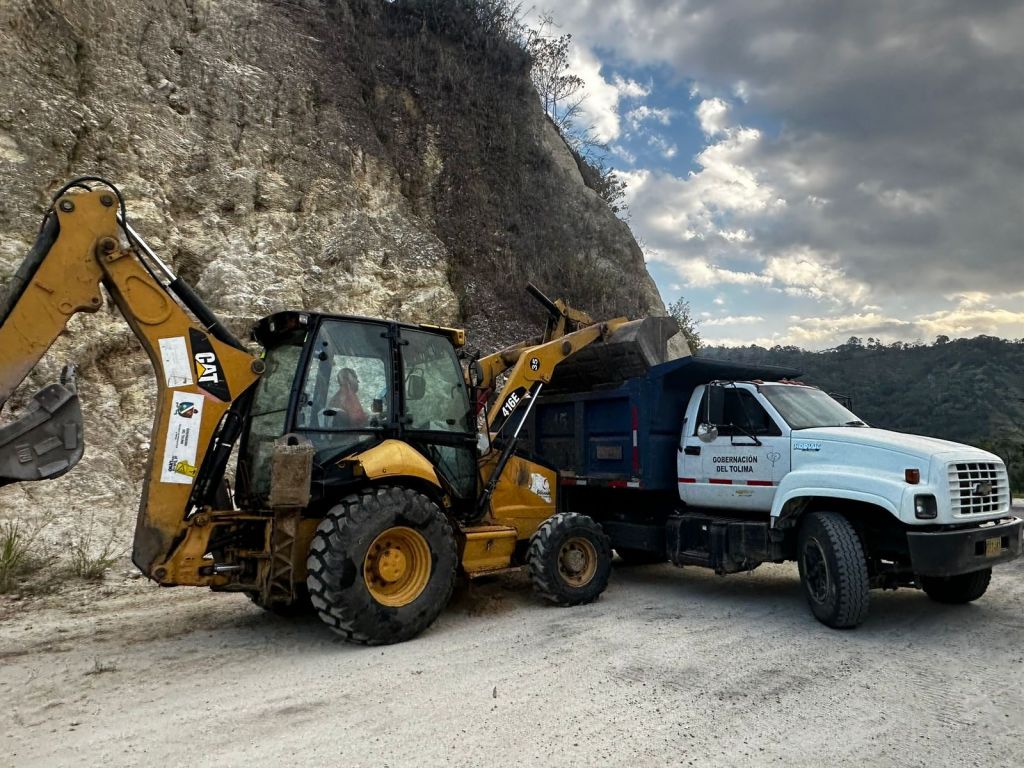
[352, 439, 444, 492]
[770, 470, 901, 527]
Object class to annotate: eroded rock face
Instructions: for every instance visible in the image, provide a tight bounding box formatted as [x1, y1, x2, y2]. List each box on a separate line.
[0, 0, 666, 554]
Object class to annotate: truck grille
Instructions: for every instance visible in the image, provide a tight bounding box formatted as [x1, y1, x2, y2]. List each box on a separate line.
[947, 462, 1010, 515]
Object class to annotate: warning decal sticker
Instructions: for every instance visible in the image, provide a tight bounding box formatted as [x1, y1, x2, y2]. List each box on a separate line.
[158, 336, 193, 388]
[528, 472, 552, 503]
[160, 391, 204, 484]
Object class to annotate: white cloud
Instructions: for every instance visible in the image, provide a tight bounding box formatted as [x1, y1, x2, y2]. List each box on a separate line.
[762, 249, 869, 304]
[567, 45, 623, 143]
[668, 258, 772, 288]
[626, 105, 672, 129]
[703, 314, 766, 326]
[696, 97, 730, 136]
[610, 144, 637, 164]
[915, 303, 1024, 340]
[617, 168, 651, 206]
[647, 134, 677, 158]
[717, 228, 751, 243]
[613, 75, 650, 99]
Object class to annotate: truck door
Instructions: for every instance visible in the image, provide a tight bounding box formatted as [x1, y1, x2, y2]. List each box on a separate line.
[680, 384, 790, 512]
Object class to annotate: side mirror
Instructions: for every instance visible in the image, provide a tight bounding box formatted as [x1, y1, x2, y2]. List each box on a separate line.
[407, 373, 427, 401]
[697, 423, 719, 443]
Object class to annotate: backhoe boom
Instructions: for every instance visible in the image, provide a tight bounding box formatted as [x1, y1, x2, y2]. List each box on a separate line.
[0, 180, 262, 584]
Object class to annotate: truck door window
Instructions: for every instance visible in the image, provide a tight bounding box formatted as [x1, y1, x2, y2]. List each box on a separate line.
[695, 388, 781, 437]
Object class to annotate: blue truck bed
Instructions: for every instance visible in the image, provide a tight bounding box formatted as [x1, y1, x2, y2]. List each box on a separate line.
[521, 356, 799, 491]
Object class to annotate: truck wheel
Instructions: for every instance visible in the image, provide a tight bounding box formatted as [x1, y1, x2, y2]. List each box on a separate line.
[527, 512, 612, 606]
[615, 547, 666, 566]
[306, 485, 457, 645]
[797, 511, 870, 628]
[920, 569, 991, 604]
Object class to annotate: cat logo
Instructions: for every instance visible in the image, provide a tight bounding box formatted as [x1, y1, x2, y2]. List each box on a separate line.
[189, 329, 231, 401]
[194, 352, 220, 384]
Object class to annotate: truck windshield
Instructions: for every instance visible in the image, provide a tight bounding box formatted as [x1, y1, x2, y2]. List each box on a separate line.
[759, 385, 866, 430]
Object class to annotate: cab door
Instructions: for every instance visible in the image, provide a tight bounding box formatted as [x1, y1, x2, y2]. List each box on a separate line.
[681, 384, 790, 512]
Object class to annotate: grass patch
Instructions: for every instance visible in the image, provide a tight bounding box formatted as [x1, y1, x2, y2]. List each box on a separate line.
[0, 520, 45, 593]
[67, 509, 125, 581]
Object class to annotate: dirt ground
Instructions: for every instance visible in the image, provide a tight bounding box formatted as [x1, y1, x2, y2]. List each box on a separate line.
[1, 550, 1022, 768]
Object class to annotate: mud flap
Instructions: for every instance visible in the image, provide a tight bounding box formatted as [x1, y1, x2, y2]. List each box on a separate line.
[0, 367, 84, 487]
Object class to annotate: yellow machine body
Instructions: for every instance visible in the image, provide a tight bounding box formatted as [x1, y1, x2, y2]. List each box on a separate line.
[0, 180, 668, 641]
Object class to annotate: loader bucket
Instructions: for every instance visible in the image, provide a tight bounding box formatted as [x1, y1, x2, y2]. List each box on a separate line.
[0, 368, 84, 488]
[549, 315, 684, 393]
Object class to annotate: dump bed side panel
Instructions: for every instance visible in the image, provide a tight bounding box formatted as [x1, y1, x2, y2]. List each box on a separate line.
[523, 356, 802, 493]
[525, 380, 688, 491]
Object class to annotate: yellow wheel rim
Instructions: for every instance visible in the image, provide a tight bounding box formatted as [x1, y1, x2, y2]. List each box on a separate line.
[363, 526, 432, 607]
[558, 536, 598, 587]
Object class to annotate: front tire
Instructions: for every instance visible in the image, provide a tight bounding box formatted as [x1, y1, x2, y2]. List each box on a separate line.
[920, 569, 991, 604]
[306, 486, 457, 645]
[797, 511, 870, 628]
[527, 512, 612, 606]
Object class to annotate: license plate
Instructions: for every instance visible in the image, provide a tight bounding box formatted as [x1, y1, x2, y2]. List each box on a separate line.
[985, 537, 1001, 557]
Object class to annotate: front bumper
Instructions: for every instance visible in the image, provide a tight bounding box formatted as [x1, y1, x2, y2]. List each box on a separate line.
[907, 516, 1023, 576]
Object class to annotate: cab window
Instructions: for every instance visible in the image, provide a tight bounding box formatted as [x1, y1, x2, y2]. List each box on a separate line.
[296, 320, 391, 433]
[696, 387, 782, 437]
[400, 329, 472, 434]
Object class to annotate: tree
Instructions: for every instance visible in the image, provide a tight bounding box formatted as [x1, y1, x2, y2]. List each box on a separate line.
[934, 335, 950, 345]
[526, 15, 586, 138]
[525, 14, 629, 214]
[668, 297, 702, 352]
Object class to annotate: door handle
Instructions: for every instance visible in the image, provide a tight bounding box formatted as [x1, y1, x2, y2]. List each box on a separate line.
[684, 446, 701, 456]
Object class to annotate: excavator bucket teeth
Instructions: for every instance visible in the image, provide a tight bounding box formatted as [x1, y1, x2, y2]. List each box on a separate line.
[0, 376, 84, 488]
[549, 316, 684, 393]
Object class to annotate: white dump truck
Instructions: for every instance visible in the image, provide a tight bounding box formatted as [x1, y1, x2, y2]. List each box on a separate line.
[521, 355, 1022, 627]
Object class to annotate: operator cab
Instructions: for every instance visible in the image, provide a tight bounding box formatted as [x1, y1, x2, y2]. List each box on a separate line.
[237, 311, 476, 511]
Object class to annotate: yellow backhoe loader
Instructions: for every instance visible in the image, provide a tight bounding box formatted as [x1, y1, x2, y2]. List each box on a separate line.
[0, 177, 676, 644]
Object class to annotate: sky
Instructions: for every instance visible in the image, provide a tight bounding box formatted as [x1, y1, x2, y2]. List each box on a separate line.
[527, 1, 1024, 349]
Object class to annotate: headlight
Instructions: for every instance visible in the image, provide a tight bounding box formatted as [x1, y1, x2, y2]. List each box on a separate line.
[914, 494, 937, 520]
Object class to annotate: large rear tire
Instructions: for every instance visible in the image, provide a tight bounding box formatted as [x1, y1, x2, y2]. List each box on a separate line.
[527, 512, 612, 606]
[306, 486, 457, 645]
[920, 569, 991, 604]
[797, 511, 870, 628]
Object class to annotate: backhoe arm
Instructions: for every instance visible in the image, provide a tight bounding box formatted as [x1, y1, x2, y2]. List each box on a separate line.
[474, 316, 628, 520]
[0, 181, 262, 584]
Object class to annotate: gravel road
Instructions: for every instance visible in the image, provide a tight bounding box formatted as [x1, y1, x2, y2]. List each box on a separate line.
[2, 551, 1022, 768]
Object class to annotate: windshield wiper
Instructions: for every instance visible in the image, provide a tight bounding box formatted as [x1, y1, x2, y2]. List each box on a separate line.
[843, 420, 867, 427]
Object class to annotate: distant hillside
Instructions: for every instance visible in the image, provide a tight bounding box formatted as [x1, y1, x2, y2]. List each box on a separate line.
[703, 336, 1024, 491]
